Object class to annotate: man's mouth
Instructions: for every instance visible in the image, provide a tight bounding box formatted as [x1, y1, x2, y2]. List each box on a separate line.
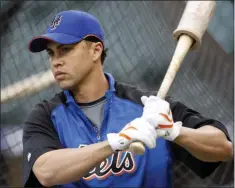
[54, 71, 66, 80]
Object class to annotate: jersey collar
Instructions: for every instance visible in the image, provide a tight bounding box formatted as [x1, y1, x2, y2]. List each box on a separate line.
[64, 72, 116, 104]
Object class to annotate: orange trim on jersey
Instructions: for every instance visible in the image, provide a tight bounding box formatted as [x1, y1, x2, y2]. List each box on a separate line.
[98, 170, 113, 180]
[115, 169, 126, 176]
[83, 174, 96, 181]
[83, 159, 110, 181]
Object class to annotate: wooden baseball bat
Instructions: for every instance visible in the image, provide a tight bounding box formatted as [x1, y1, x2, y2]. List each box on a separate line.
[128, 1, 216, 155]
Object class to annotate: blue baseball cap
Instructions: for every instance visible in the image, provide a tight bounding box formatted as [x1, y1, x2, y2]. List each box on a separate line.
[28, 10, 105, 52]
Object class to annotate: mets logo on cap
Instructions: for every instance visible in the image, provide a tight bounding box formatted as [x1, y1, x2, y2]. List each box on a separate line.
[50, 15, 62, 30]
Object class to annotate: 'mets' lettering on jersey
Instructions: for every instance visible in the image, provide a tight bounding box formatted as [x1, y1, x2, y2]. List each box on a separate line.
[79, 145, 136, 180]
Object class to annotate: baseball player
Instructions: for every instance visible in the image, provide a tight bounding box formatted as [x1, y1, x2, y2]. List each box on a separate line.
[22, 10, 233, 187]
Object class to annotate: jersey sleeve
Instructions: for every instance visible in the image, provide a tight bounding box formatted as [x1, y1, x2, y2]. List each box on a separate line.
[22, 102, 63, 187]
[168, 99, 231, 179]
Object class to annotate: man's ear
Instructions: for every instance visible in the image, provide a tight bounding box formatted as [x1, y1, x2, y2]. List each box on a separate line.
[92, 42, 103, 62]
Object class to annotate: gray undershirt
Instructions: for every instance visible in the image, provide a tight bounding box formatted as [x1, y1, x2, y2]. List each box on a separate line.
[79, 97, 106, 130]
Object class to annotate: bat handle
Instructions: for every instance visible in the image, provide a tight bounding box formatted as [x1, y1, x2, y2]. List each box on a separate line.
[128, 142, 146, 155]
[128, 35, 194, 155]
[156, 35, 194, 99]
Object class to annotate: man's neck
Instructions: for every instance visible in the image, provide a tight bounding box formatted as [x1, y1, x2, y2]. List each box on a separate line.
[72, 70, 109, 103]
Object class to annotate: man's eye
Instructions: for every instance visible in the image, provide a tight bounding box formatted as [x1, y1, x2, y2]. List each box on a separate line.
[60, 47, 72, 54]
[47, 51, 53, 56]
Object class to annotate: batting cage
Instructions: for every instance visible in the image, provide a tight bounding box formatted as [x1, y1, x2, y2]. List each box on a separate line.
[1, 1, 234, 187]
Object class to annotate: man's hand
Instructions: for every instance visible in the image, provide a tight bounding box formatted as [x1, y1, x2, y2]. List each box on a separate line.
[141, 96, 182, 141]
[107, 118, 157, 152]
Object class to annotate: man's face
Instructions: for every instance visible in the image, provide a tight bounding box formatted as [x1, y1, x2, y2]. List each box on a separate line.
[46, 40, 100, 90]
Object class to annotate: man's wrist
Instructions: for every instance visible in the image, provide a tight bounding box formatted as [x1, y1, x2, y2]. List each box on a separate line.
[173, 126, 188, 145]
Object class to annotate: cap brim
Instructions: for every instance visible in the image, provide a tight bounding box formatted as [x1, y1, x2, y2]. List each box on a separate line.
[28, 33, 83, 52]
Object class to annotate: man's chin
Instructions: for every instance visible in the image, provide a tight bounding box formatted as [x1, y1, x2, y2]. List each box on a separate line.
[57, 81, 73, 90]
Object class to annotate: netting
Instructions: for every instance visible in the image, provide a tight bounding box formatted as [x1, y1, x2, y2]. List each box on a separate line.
[1, 1, 234, 187]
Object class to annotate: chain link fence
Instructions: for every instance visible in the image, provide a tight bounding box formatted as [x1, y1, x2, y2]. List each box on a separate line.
[1, 1, 234, 187]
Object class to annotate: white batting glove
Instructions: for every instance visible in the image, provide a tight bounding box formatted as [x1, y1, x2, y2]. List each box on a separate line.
[141, 96, 182, 141]
[107, 118, 157, 152]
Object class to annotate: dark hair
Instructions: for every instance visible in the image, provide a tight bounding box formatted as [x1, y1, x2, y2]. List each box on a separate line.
[84, 36, 108, 65]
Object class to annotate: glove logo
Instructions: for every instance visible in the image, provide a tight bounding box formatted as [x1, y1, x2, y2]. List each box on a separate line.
[165, 131, 170, 137]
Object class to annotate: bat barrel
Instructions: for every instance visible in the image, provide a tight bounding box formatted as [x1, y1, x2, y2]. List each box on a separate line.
[173, 1, 216, 50]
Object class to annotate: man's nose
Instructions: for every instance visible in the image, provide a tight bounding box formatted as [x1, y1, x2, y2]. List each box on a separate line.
[51, 58, 64, 68]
